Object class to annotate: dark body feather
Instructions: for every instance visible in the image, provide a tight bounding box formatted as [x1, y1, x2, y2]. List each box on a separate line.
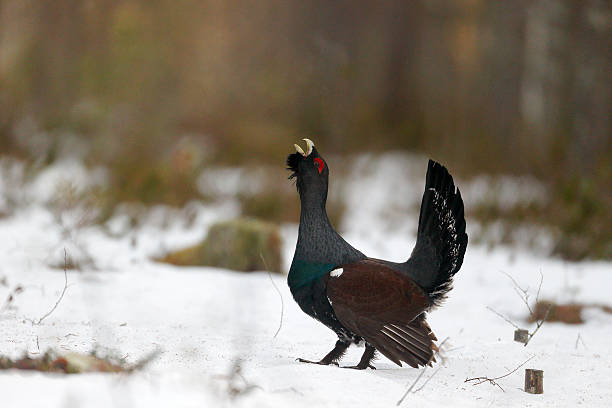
[287, 146, 467, 369]
[326, 260, 438, 367]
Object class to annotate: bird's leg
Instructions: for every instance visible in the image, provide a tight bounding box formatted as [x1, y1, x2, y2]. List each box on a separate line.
[297, 340, 349, 366]
[345, 344, 377, 370]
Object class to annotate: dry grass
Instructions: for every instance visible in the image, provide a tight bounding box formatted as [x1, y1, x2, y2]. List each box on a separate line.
[470, 180, 612, 261]
[0, 349, 158, 374]
[529, 300, 612, 325]
[1, 1, 610, 264]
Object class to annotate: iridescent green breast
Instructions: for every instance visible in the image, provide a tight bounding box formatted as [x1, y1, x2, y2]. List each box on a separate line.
[288, 259, 336, 291]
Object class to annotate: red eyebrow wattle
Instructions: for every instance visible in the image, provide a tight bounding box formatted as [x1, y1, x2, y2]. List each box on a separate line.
[314, 158, 324, 173]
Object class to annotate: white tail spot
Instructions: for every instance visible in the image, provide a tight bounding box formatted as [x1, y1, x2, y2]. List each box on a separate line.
[330, 268, 343, 278]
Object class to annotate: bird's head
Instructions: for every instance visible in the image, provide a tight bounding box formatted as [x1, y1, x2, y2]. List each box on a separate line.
[287, 138, 329, 204]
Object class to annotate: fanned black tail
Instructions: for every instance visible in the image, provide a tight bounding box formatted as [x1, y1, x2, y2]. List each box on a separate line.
[405, 160, 468, 307]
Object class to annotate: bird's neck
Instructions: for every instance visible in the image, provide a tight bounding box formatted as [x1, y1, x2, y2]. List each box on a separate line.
[295, 196, 336, 260]
[288, 193, 365, 291]
[299, 199, 328, 228]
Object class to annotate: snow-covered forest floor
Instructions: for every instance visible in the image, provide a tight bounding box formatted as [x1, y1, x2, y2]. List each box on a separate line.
[0, 155, 610, 407]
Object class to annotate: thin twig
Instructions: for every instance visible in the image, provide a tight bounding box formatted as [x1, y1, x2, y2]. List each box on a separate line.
[486, 306, 520, 329]
[515, 285, 533, 315]
[214, 360, 264, 398]
[397, 367, 427, 406]
[535, 269, 544, 304]
[519, 269, 549, 346]
[29, 249, 69, 325]
[127, 349, 162, 372]
[500, 270, 528, 295]
[575, 333, 587, 350]
[501, 270, 533, 315]
[465, 355, 535, 392]
[397, 336, 450, 405]
[524, 304, 552, 347]
[494, 270, 551, 346]
[0, 285, 24, 315]
[434, 336, 450, 364]
[414, 366, 442, 393]
[260, 253, 284, 339]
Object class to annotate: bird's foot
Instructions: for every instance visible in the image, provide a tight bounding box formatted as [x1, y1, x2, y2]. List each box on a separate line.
[296, 358, 339, 366]
[344, 363, 376, 370]
[346, 344, 377, 370]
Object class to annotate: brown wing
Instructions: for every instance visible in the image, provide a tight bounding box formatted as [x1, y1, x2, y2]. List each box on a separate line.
[326, 259, 438, 368]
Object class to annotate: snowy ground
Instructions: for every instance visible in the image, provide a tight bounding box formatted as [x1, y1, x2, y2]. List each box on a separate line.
[1, 156, 611, 407]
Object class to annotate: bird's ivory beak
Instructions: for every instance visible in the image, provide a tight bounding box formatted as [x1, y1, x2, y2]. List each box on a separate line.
[294, 144, 305, 156]
[303, 138, 314, 156]
[294, 138, 315, 156]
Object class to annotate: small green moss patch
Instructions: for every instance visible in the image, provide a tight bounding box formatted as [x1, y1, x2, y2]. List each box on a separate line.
[159, 218, 283, 273]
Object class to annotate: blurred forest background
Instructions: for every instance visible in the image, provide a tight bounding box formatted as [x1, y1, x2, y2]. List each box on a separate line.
[0, 0, 610, 260]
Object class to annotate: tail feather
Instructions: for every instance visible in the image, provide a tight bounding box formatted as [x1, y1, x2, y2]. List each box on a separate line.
[370, 316, 438, 368]
[406, 160, 468, 307]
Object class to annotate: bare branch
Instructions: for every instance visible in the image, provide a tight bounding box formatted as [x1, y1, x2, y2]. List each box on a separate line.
[500, 270, 528, 295]
[127, 349, 162, 372]
[535, 269, 544, 304]
[397, 367, 427, 406]
[414, 366, 442, 393]
[434, 336, 450, 364]
[214, 359, 263, 398]
[575, 333, 587, 350]
[520, 269, 549, 345]
[397, 336, 450, 405]
[501, 270, 533, 315]
[524, 304, 552, 347]
[496, 269, 551, 346]
[486, 306, 520, 329]
[513, 286, 533, 316]
[27, 249, 69, 325]
[260, 253, 284, 339]
[465, 356, 535, 392]
[0, 285, 24, 315]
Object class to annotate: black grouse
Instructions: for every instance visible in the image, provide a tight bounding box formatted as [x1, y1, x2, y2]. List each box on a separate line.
[287, 139, 468, 369]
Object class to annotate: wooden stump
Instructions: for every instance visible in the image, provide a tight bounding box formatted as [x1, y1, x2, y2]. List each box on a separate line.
[525, 369, 543, 394]
[514, 329, 529, 344]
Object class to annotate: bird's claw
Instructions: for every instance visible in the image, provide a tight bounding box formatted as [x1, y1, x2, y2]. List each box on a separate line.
[344, 364, 376, 370]
[296, 358, 339, 366]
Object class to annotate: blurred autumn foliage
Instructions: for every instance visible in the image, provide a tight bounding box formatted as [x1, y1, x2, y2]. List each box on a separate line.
[0, 0, 610, 259]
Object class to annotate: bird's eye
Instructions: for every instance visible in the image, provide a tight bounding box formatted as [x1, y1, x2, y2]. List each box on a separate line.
[313, 158, 325, 174]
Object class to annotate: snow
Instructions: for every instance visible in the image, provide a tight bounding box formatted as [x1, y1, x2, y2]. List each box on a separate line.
[27, 158, 107, 203]
[1, 157, 611, 407]
[197, 166, 265, 198]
